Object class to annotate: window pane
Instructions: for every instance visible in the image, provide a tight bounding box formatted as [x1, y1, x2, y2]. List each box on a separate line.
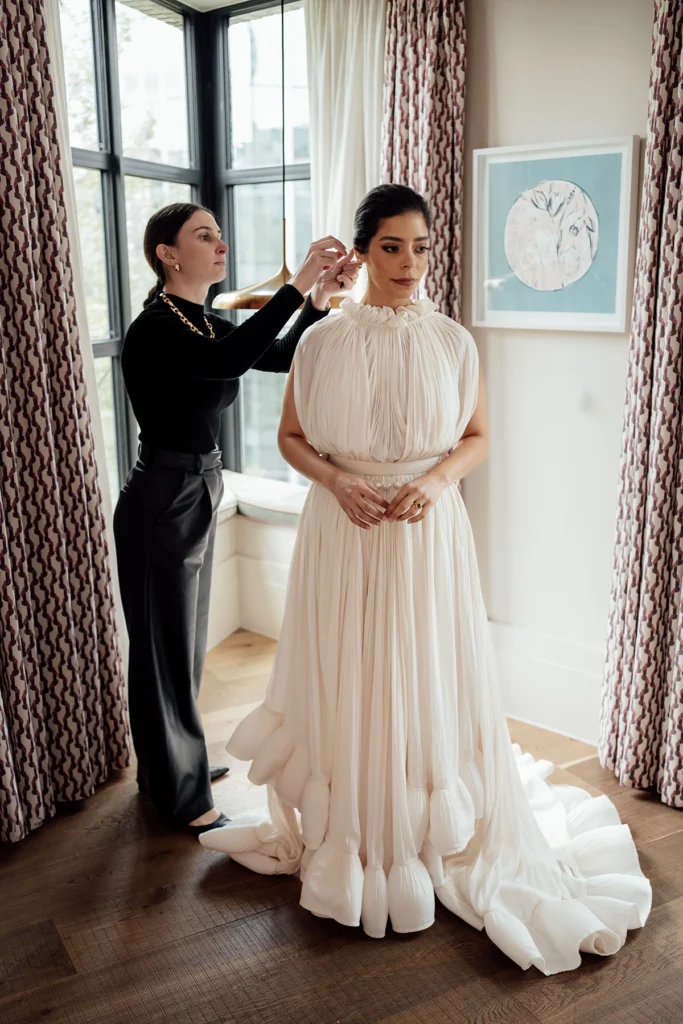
[124, 178, 192, 318]
[72, 168, 110, 340]
[60, 0, 99, 151]
[116, 1, 190, 167]
[242, 371, 308, 483]
[229, 4, 309, 169]
[233, 179, 311, 289]
[94, 357, 121, 499]
[237, 311, 307, 485]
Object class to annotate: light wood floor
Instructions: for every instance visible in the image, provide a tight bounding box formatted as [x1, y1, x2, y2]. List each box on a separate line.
[1, 630, 682, 1024]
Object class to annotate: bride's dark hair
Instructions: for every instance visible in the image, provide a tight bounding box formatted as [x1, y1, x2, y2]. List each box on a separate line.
[142, 202, 216, 308]
[353, 184, 431, 254]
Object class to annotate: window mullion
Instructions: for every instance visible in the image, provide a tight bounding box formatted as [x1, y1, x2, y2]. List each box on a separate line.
[220, 182, 243, 473]
[217, 12, 242, 473]
[219, 1, 311, 483]
[99, 0, 136, 471]
[120, 157, 200, 185]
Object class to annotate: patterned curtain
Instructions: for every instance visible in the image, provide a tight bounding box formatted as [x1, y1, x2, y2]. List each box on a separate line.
[598, 0, 683, 808]
[0, 0, 129, 842]
[381, 0, 466, 321]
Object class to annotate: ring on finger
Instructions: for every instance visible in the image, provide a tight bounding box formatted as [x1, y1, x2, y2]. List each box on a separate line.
[413, 500, 424, 510]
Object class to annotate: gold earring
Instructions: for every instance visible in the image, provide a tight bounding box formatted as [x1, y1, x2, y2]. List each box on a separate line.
[174, 263, 180, 272]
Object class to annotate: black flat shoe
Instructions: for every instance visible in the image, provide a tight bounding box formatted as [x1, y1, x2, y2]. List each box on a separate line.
[186, 812, 231, 836]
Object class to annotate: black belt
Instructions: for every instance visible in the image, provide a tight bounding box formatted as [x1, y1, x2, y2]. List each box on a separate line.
[138, 443, 223, 474]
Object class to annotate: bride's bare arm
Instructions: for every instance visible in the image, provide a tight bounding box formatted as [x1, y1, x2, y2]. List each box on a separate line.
[385, 368, 489, 523]
[278, 368, 388, 529]
[431, 367, 490, 485]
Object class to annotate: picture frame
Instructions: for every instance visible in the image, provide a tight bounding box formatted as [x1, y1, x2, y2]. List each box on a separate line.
[472, 136, 640, 333]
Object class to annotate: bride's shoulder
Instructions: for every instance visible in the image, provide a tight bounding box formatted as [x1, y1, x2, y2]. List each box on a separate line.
[430, 311, 477, 347]
[293, 310, 344, 363]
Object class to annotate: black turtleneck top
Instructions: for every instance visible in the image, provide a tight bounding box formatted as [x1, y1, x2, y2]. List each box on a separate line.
[121, 284, 329, 454]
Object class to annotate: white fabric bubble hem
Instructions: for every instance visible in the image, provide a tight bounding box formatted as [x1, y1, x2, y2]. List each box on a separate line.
[200, 300, 651, 974]
[202, 709, 651, 975]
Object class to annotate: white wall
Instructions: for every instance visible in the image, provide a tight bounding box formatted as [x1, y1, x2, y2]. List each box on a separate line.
[462, 0, 653, 741]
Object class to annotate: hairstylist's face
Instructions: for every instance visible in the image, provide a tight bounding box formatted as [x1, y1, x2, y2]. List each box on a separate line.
[157, 210, 228, 288]
[360, 212, 430, 304]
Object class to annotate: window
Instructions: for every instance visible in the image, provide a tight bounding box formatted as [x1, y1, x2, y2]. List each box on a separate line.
[94, 359, 121, 502]
[61, 0, 99, 152]
[60, 0, 309, 490]
[124, 176, 193, 318]
[72, 167, 110, 340]
[232, 179, 311, 288]
[59, 0, 200, 494]
[228, 6, 309, 170]
[116, 2, 190, 167]
[222, 2, 311, 483]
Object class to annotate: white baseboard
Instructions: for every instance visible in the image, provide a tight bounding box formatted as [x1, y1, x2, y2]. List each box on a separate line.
[490, 621, 605, 744]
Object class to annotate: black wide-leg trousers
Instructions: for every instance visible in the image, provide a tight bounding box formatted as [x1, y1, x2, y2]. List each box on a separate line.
[114, 445, 224, 823]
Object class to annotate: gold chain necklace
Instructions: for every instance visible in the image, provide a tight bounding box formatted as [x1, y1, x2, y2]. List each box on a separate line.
[160, 292, 215, 339]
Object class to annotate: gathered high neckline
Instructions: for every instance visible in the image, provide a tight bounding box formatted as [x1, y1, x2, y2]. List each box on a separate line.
[340, 297, 438, 325]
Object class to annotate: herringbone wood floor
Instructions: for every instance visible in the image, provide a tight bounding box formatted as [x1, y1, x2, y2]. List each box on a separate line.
[1, 631, 681, 1024]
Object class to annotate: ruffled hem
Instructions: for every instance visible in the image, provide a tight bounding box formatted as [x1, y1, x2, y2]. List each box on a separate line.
[225, 703, 482, 854]
[436, 745, 651, 975]
[202, 707, 652, 975]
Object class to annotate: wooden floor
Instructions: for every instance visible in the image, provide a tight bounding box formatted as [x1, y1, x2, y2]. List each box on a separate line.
[1, 631, 682, 1024]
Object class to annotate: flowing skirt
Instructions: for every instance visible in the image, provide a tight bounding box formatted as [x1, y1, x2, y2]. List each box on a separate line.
[202, 472, 651, 975]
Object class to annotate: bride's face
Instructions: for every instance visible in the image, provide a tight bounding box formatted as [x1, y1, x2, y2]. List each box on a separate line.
[361, 212, 430, 302]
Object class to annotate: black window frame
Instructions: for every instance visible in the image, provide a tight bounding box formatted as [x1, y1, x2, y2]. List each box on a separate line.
[213, 0, 310, 474]
[67, 0, 308, 485]
[70, 0, 207, 486]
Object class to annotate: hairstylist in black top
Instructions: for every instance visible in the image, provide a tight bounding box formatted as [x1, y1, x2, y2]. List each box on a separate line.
[114, 202, 358, 834]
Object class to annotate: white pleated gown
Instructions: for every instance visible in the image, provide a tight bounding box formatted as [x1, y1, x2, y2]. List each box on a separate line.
[202, 298, 651, 975]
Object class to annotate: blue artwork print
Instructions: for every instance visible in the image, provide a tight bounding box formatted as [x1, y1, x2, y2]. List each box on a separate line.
[487, 153, 622, 314]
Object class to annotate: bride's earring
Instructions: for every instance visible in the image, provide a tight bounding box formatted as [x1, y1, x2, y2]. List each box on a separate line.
[174, 263, 181, 272]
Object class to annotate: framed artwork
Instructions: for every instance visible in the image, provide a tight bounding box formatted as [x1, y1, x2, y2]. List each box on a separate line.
[472, 136, 640, 332]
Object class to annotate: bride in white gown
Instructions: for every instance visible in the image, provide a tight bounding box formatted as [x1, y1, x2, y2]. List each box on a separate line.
[202, 185, 651, 975]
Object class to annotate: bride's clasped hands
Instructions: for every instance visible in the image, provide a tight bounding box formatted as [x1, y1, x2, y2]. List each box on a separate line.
[328, 472, 388, 529]
[328, 468, 448, 528]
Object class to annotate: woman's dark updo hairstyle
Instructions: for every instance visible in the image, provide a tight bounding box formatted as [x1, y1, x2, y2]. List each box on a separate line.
[142, 202, 215, 308]
[353, 184, 431, 255]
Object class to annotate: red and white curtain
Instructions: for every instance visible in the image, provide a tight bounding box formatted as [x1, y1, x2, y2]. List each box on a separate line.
[0, 0, 129, 842]
[599, 0, 683, 807]
[381, 0, 467, 321]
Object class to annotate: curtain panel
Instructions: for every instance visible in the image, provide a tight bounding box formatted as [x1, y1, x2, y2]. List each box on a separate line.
[598, 0, 683, 808]
[0, 0, 129, 842]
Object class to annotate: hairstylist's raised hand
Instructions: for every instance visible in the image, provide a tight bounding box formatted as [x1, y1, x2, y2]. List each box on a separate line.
[310, 252, 360, 309]
[290, 236, 347, 298]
